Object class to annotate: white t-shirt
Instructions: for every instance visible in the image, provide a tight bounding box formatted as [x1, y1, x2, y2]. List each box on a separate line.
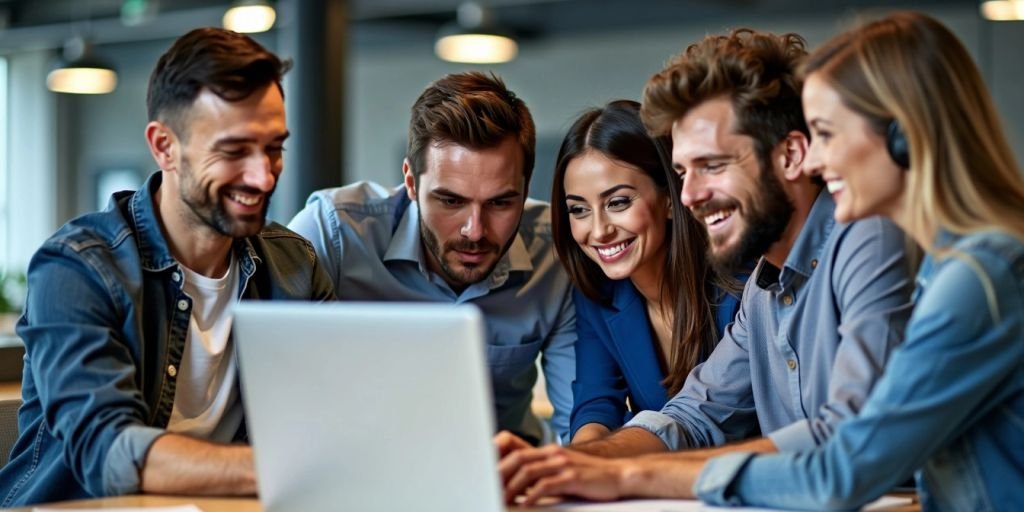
[166, 258, 244, 442]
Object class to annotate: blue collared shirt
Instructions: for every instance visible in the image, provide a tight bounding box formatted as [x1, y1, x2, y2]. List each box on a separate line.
[0, 172, 335, 506]
[288, 182, 576, 443]
[625, 191, 915, 452]
[696, 230, 1024, 511]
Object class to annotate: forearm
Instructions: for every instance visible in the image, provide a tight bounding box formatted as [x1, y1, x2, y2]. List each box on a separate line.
[140, 434, 256, 496]
[619, 456, 706, 499]
[666, 436, 776, 461]
[571, 427, 668, 458]
[570, 423, 611, 445]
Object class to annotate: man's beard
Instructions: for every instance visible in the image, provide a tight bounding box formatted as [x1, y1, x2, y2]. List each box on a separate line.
[419, 217, 514, 290]
[179, 159, 272, 238]
[700, 165, 793, 275]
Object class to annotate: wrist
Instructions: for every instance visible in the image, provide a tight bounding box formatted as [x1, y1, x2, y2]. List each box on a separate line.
[618, 459, 649, 498]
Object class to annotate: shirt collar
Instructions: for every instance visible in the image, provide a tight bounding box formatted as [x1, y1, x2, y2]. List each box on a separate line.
[130, 170, 261, 275]
[754, 188, 836, 290]
[383, 199, 534, 289]
[129, 171, 179, 272]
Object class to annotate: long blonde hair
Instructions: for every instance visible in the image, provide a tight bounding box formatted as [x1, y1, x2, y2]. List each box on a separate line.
[802, 11, 1024, 249]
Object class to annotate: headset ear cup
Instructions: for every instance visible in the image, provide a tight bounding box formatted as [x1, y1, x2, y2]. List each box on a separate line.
[886, 120, 910, 169]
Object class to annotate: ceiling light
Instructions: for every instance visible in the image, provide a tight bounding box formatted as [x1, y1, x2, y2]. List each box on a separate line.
[46, 38, 118, 95]
[223, 0, 277, 33]
[980, 0, 1024, 20]
[435, 3, 518, 64]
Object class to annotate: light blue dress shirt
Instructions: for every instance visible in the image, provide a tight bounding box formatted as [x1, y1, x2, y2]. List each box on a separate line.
[625, 191, 915, 452]
[696, 230, 1024, 511]
[288, 182, 576, 443]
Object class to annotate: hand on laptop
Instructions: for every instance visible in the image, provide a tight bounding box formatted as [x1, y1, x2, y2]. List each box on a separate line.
[499, 442, 634, 505]
[494, 430, 532, 459]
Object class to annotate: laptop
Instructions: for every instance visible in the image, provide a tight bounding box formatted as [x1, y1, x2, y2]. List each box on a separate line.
[233, 301, 504, 512]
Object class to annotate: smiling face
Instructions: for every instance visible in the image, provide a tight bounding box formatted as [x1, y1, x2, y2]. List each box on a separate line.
[802, 74, 905, 224]
[168, 83, 288, 239]
[671, 97, 793, 273]
[405, 136, 526, 292]
[563, 150, 670, 284]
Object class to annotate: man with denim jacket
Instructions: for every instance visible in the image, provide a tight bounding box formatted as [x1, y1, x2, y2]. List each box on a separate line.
[0, 28, 334, 506]
[289, 72, 575, 445]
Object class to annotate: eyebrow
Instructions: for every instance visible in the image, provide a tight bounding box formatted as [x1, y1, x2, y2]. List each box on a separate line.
[431, 188, 522, 202]
[565, 184, 637, 202]
[212, 131, 291, 147]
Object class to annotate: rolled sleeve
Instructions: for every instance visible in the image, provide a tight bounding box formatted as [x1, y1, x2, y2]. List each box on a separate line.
[694, 452, 757, 506]
[624, 410, 693, 450]
[102, 426, 166, 495]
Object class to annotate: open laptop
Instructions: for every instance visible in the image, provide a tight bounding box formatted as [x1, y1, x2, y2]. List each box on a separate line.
[233, 301, 504, 512]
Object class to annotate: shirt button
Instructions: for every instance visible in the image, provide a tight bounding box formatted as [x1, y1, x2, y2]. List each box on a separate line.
[810, 259, 818, 269]
[782, 295, 793, 306]
[177, 299, 188, 311]
[171, 272, 181, 282]
[167, 364, 177, 378]
[787, 359, 797, 370]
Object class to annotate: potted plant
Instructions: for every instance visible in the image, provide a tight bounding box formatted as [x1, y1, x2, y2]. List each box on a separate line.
[0, 270, 26, 335]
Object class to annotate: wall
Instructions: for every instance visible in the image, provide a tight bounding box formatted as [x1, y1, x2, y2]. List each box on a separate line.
[12, 3, 1024, 240]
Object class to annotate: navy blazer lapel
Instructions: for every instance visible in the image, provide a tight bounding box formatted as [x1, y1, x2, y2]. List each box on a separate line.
[603, 280, 666, 409]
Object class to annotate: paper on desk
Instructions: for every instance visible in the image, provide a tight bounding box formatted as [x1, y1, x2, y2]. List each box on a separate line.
[34, 506, 203, 512]
[550, 494, 911, 511]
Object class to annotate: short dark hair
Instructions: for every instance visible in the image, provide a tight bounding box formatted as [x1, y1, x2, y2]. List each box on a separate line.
[641, 29, 808, 174]
[406, 71, 535, 185]
[551, 100, 729, 395]
[147, 27, 291, 138]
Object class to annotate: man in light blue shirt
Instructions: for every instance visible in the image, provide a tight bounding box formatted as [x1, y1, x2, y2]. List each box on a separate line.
[289, 72, 574, 445]
[498, 29, 915, 505]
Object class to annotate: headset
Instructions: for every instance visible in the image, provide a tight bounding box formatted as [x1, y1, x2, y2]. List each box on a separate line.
[886, 119, 910, 169]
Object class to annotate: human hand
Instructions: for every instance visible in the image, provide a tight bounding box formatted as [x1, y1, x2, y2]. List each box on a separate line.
[494, 430, 532, 459]
[501, 445, 631, 505]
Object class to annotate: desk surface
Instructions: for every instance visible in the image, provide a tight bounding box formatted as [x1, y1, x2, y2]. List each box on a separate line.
[8, 494, 920, 511]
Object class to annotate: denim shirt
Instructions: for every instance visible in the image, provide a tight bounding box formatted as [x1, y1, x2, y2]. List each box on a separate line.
[288, 182, 576, 443]
[0, 172, 335, 506]
[696, 231, 1024, 511]
[626, 191, 915, 452]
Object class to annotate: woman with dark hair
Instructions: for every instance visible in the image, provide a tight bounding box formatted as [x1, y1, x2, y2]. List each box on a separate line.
[694, 12, 1024, 511]
[551, 100, 740, 444]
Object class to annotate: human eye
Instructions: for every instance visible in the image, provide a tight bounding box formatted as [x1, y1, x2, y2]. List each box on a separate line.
[220, 146, 248, 159]
[266, 144, 286, 157]
[606, 196, 633, 212]
[813, 130, 832, 144]
[703, 162, 726, 173]
[436, 195, 464, 208]
[488, 198, 514, 209]
[566, 203, 590, 218]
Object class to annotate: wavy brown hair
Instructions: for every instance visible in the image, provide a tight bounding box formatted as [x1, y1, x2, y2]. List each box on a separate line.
[552, 100, 725, 395]
[641, 28, 810, 174]
[406, 71, 535, 187]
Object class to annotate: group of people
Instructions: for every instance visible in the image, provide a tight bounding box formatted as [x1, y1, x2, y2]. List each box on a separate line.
[0, 9, 1020, 511]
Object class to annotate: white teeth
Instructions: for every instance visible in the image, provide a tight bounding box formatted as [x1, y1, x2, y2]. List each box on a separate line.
[228, 192, 260, 206]
[597, 240, 630, 258]
[703, 208, 735, 226]
[826, 180, 846, 194]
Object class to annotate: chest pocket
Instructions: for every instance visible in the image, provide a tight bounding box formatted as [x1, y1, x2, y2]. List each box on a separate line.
[487, 337, 544, 382]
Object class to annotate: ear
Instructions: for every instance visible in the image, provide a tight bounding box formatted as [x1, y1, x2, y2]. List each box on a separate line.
[778, 130, 810, 182]
[665, 195, 673, 220]
[145, 121, 179, 172]
[402, 158, 417, 201]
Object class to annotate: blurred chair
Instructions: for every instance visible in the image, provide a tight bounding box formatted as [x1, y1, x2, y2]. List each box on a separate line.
[0, 398, 21, 466]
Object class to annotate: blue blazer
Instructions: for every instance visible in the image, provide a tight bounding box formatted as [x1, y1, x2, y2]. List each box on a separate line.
[569, 279, 741, 439]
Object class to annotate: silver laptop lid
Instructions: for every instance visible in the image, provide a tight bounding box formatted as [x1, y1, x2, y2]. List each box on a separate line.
[234, 301, 502, 512]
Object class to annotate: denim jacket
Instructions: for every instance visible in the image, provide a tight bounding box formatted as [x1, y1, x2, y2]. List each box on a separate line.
[0, 172, 335, 506]
[696, 230, 1024, 511]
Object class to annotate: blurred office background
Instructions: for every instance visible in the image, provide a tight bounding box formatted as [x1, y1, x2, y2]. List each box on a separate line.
[0, 0, 1022, 280]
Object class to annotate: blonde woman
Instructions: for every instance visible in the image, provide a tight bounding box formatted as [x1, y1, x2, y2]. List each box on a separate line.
[695, 12, 1024, 511]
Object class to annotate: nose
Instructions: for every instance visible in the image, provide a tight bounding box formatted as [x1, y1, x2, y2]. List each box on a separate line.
[245, 153, 278, 192]
[804, 136, 824, 177]
[459, 206, 485, 241]
[591, 210, 615, 243]
[679, 173, 710, 209]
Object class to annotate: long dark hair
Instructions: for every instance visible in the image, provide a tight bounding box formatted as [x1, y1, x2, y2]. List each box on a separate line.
[551, 99, 722, 395]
